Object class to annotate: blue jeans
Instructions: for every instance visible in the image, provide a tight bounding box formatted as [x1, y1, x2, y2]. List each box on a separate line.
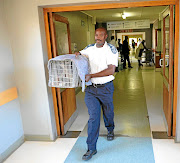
[84, 81, 115, 150]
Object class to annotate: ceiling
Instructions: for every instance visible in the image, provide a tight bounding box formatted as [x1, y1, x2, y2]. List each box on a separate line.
[82, 6, 168, 23]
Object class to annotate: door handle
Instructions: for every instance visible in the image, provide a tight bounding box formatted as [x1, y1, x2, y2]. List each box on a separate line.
[159, 59, 163, 67]
[159, 58, 169, 67]
[165, 58, 169, 67]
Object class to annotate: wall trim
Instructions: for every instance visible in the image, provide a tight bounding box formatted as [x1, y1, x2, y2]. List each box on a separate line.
[24, 135, 55, 141]
[64, 109, 78, 134]
[1, 136, 24, 162]
[0, 87, 18, 107]
[43, 0, 178, 12]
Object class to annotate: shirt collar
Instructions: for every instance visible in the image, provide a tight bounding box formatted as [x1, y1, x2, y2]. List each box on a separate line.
[95, 41, 107, 48]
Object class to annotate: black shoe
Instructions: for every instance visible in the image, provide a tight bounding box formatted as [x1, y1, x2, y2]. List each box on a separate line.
[128, 66, 133, 68]
[107, 131, 114, 141]
[123, 67, 127, 69]
[82, 150, 97, 161]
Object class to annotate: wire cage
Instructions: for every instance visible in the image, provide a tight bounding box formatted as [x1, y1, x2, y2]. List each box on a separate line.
[48, 59, 82, 88]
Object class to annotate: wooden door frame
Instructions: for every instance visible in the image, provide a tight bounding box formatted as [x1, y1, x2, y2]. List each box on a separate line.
[43, 0, 179, 137]
[52, 13, 72, 53]
[162, 5, 174, 136]
[45, 12, 74, 136]
[155, 29, 161, 51]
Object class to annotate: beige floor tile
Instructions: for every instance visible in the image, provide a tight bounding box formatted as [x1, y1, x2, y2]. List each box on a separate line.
[4, 138, 77, 163]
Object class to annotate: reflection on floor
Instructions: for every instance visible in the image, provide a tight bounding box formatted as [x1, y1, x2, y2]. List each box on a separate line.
[5, 62, 180, 163]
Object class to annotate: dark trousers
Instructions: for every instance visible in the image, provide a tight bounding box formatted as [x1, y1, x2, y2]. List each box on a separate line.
[84, 81, 115, 150]
[123, 55, 131, 68]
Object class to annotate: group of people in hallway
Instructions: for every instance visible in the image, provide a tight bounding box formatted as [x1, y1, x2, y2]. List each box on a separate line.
[75, 27, 147, 161]
[110, 36, 147, 69]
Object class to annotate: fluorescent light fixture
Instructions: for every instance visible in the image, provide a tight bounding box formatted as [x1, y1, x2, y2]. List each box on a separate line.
[113, 13, 122, 17]
[124, 12, 131, 17]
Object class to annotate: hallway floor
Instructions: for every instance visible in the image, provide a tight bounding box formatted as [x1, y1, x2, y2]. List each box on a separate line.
[4, 62, 180, 163]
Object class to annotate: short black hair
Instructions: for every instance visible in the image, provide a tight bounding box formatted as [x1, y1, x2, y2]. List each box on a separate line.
[96, 27, 107, 35]
[111, 36, 114, 40]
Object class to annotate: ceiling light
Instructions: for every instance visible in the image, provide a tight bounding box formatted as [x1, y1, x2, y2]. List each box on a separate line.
[122, 14, 126, 19]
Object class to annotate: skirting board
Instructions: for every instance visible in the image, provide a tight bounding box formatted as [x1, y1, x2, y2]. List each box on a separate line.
[1, 135, 24, 163]
[162, 110, 169, 134]
[24, 135, 55, 141]
[64, 109, 78, 135]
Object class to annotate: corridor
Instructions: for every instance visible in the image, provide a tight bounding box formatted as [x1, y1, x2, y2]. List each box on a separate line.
[4, 62, 180, 163]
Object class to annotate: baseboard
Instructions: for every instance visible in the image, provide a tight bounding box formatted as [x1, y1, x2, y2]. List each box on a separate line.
[24, 134, 54, 141]
[1, 135, 24, 163]
[64, 109, 78, 134]
[162, 111, 168, 133]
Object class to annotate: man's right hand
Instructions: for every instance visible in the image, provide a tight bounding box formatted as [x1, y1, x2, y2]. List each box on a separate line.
[75, 52, 80, 57]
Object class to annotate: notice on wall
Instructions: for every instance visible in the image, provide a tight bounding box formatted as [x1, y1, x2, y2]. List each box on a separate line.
[107, 20, 150, 30]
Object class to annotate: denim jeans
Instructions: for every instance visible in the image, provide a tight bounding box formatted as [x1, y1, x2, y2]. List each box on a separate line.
[84, 81, 115, 150]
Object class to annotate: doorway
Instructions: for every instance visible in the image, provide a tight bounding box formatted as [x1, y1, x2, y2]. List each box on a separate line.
[43, 0, 179, 138]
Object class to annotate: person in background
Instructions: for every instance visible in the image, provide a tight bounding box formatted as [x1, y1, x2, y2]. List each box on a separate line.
[110, 36, 119, 72]
[75, 27, 118, 161]
[109, 36, 117, 48]
[137, 38, 142, 48]
[122, 36, 133, 69]
[118, 39, 123, 57]
[132, 39, 136, 51]
[135, 40, 147, 67]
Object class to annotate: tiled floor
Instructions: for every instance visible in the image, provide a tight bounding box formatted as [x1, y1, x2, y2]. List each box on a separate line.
[4, 139, 77, 163]
[4, 62, 180, 163]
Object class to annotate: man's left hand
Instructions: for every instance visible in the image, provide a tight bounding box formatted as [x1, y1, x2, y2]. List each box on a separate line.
[85, 74, 92, 82]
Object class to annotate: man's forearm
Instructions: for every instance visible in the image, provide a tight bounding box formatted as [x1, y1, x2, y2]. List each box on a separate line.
[91, 66, 115, 78]
[85, 65, 116, 82]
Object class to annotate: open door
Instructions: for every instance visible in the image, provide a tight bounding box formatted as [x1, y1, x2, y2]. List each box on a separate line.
[48, 13, 77, 135]
[154, 29, 161, 69]
[162, 5, 174, 136]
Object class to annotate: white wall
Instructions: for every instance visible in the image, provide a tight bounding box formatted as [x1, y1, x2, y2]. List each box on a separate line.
[3, 0, 58, 141]
[0, 0, 24, 161]
[2, 0, 179, 144]
[2, 0, 114, 141]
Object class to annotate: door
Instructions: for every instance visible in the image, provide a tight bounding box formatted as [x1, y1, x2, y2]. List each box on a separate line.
[48, 13, 77, 135]
[162, 5, 174, 136]
[155, 29, 161, 69]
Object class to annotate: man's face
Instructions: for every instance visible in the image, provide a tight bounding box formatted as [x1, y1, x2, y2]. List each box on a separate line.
[95, 29, 107, 47]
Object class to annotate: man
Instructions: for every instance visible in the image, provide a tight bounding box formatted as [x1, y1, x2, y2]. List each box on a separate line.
[75, 27, 118, 161]
[118, 39, 123, 61]
[132, 39, 136, 51]
[122, 36, 133, 69]
[109, 36, 117, 48]
[137, 38, 142, 48]
[110, 36, 119, 72]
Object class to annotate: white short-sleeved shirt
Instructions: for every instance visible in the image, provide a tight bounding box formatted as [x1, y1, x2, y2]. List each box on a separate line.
[80, 41, 118, 84]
